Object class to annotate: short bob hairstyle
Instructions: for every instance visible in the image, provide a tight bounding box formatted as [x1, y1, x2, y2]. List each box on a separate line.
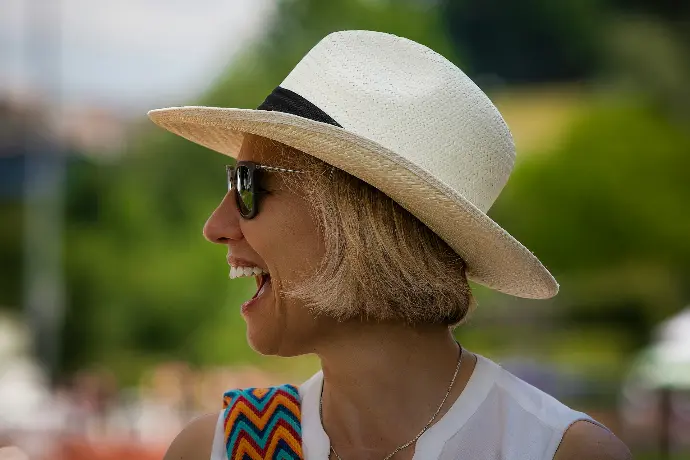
[252, 136, 475, 327]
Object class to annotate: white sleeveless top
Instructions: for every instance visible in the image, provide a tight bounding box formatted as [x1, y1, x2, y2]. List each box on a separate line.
[210, 354, 604, 460]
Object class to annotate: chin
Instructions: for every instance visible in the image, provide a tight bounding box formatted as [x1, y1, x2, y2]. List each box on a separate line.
[246, 325, 283, 356]
[245, 318, 315, 358]
[246, 331, 307, 357]
[244, 285, 318, 357]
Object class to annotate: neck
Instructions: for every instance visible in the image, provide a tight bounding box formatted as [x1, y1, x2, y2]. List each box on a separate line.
[314, 322, 470, 452]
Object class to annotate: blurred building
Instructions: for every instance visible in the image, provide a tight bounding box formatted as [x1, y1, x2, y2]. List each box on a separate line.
[620, 307, 690, 452]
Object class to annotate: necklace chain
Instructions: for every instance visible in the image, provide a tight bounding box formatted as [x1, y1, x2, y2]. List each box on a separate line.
[318, 344, 463, 460]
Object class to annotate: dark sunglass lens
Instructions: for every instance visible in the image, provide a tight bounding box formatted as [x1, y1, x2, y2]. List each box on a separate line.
[236, 165, 254, 217]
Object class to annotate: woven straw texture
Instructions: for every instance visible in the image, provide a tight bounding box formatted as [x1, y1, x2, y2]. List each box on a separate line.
[148, 30, 558, 299]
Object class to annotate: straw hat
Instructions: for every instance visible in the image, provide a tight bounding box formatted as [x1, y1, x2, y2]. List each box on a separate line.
[148, 30, 558, 299]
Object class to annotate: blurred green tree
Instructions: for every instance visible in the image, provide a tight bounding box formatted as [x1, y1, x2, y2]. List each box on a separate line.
[490, 100, 690, 349]
[441, 0, 607, 83]
[440, 0, 690, 115]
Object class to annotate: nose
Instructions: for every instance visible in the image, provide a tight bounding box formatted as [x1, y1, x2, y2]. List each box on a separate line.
[203, 192, 244, 244]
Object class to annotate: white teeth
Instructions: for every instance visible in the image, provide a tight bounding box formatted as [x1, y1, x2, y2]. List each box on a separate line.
[229, 265, 267, 279]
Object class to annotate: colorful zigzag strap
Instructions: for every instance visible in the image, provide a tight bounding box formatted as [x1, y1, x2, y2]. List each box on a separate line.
[222, 384, 304, 460]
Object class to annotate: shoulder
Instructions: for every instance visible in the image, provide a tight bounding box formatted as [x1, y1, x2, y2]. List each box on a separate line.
[163, 412, 219, 460]
[553, 420, 632, 460]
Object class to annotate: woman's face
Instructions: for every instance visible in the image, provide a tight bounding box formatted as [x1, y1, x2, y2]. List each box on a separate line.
[203, 135, 328, 356]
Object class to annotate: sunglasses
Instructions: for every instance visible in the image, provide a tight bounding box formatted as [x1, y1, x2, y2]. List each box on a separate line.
[226, 161, 303, 219]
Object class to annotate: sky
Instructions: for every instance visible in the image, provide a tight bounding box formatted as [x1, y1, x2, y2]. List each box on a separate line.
[0, 0, 274, 116]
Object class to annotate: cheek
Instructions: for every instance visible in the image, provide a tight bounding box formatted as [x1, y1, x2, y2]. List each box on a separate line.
[249, 197, 324, 283]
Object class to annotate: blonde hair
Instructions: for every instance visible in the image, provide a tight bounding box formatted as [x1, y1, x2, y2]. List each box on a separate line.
[253, 136, 475, 326]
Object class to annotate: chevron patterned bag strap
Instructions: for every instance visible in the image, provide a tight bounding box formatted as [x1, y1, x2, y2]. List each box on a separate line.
[222, 384, 304, 460]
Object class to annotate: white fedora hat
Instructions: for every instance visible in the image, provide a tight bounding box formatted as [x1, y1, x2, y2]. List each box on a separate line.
[148, 30, 558, 299]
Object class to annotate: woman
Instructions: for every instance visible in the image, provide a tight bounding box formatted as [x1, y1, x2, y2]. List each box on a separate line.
[150, 31, 631, 460]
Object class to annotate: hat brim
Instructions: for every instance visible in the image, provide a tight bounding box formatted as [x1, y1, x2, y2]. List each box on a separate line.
[148, 106, 558, 299]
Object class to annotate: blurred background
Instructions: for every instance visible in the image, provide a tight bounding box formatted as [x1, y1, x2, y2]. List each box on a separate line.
[1, 0, 689, 458]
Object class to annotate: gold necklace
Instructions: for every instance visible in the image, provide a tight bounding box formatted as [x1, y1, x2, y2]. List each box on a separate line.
[318, 344, 463, 460]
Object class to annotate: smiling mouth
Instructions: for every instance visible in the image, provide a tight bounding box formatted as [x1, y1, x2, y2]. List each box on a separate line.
[253, 273, 270, 299]
[228, 265, 271, 310]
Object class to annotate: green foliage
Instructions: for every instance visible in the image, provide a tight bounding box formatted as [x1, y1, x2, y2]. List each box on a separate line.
[603, 16, 690, 119]
[441, 0, 607, 83]
[490, 99, 690, 349]
[60, 133, 259, 379]
[494, 101, 690, 275]
[0, 202, 22, 309]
